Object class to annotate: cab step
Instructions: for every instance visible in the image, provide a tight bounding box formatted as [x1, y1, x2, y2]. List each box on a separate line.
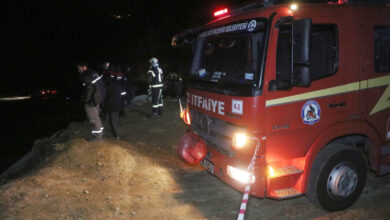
[272, 188, 303, 199]
[270, 166, 303, 179]
[267, 165, 305, 199]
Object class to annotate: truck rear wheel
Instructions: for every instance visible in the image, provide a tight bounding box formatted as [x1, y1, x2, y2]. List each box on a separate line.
[306, 144, 366, 211]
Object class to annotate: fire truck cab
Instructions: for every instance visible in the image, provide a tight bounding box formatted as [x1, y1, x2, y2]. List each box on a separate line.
[173, 0, 390, 211]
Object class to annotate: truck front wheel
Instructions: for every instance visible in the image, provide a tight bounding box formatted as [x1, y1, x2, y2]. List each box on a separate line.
[306, 144, 366, 211]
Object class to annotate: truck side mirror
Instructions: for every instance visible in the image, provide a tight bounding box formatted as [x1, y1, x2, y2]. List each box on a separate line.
[172, 28, 199, 48]
[293, 19, 311, 65]
[269, 17, 312, 91]
[269, 79, 292, 91]
[293, 65, 310, 87]
[292, 18, 311, 87]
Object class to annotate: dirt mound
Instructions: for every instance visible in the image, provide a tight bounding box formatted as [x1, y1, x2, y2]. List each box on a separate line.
[0, 138, 138, 219]
[51, 139, 136, 178]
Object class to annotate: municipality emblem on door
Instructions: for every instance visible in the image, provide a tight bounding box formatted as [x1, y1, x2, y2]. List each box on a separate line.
[301, 100, 321, 125]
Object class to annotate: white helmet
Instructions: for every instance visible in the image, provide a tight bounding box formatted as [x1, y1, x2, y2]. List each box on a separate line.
[103, 62, 110, 70]
[149, 57, 159, 67]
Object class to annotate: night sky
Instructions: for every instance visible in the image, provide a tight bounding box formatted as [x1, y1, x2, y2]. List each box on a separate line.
[2, 0, 246, 94]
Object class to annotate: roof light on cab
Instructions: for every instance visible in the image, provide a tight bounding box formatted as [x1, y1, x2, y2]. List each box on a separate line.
[290, 3, 298, 11]
[213, 8, 229, 17]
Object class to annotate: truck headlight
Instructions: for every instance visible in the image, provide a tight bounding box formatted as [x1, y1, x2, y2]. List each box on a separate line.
[227, 165, 255, 184]
[232, 132, 248, 149]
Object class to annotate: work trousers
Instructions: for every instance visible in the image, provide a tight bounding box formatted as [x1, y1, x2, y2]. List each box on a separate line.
[152, 87, 163, 115]
[108, 111, 119, 138]
[84, 104, 103, 139]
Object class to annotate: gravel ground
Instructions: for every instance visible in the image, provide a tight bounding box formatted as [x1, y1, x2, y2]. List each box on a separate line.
[0, 97, 389, 219]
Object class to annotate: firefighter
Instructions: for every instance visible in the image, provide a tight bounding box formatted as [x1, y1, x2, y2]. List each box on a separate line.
[77, 62, 104, 141]
[148, 57, 164, 117]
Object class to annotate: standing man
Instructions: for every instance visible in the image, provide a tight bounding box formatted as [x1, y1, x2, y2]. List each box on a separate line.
[77, 62, 104, 141]
[148, 57, 164, 117]
[104, 73, 123, 139]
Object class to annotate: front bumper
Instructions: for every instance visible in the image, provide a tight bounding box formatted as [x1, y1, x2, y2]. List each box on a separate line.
[179, 130, 306, 199]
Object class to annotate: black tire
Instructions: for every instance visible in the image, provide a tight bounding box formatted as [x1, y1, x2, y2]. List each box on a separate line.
[306, 144, 366, 211]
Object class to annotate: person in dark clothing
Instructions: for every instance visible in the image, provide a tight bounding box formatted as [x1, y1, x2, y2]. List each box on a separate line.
[104, 75, 124, 139]
[167, 73, 183, 98]
[99, 61, 112, 120]
[123, 65, 135, 107]
[114, 65, 127, 116]
[148, 57, 164, 117]
[77, 62, 104, 141]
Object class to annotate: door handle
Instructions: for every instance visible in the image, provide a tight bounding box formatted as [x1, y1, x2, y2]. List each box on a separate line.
[329, 102, 346, 108]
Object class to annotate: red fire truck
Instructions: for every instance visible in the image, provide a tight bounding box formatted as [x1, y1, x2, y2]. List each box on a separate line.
[172, 0, 390, 211]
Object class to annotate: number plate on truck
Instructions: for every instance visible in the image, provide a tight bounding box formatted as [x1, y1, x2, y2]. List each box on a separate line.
[200, 159, 214, 174]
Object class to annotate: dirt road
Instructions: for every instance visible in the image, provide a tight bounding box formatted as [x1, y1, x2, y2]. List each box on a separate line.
[0, 98, 389, 219]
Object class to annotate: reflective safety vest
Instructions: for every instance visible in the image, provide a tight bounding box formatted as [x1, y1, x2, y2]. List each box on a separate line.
[148, 67, 163, 88]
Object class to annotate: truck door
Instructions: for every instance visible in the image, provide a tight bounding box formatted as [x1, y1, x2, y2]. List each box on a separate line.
[365, 22, 390, 144]
[361, 10, 390, 173]
[264, 17, 359, 160]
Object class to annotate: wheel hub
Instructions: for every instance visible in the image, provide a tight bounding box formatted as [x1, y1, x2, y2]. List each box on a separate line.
[327, 163, 358, 198]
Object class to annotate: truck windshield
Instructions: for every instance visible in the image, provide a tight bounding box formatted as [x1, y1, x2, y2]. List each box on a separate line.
[189, 19, 267, 96]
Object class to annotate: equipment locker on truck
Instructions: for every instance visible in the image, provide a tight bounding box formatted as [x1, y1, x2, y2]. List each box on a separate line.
[173, 0, 390, 211]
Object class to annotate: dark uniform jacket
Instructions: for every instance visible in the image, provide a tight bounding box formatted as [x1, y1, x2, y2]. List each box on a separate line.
[82, 69, 97, 106]
[82, 69, 103, 107]
[104, 79, 123, 112]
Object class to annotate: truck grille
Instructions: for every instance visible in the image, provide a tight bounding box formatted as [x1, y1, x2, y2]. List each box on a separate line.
[190, 110, 246, 157]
